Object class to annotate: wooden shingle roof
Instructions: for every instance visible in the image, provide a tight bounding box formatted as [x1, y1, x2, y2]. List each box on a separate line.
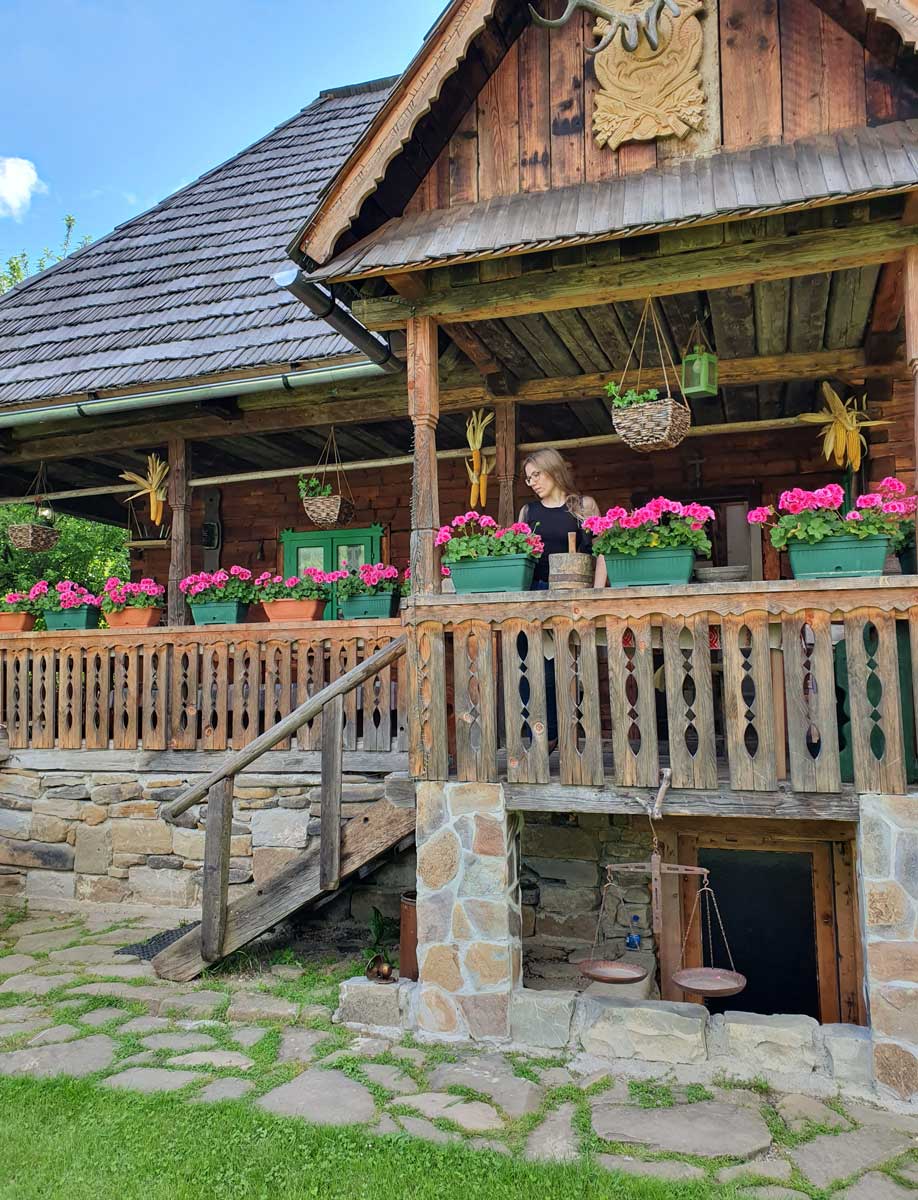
[309, 120, 918, 283]
[0, 77, 395, 410]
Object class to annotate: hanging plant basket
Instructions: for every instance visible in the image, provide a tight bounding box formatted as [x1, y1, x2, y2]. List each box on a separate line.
[606, 298, 692, 454]
[6, 464, 61, 553]
[298, 427, 357, 529]
[301, 494, 356, 529]
[7, 522, 60, 552]
[612, 396, 692, 453]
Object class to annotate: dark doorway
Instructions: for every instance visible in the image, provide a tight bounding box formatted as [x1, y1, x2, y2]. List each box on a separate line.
[695, 848, 820, 1020]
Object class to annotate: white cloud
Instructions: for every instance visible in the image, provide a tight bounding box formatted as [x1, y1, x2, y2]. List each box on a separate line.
[0, 157, 48, 221]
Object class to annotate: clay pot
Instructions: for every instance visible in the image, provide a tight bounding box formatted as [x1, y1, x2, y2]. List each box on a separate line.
[106, 607, 163, 629]
[0, 612, 35, 633]
[263, 599, 325, 622]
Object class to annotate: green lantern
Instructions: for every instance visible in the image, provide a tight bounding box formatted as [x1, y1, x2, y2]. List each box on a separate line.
[681, 344, 719, 398]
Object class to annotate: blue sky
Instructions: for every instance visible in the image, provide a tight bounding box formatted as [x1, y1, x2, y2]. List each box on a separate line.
[0, 0, 442, 265]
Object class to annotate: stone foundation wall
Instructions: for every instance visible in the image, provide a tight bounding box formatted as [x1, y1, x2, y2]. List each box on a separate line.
[338, 980, 875, 1096]
[859, 793, 918, 1102]
[0, 765, 389, 911]
[349, 808, 656, 987]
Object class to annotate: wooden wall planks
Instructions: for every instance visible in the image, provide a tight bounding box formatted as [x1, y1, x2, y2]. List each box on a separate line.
[404, 0, 893, 216]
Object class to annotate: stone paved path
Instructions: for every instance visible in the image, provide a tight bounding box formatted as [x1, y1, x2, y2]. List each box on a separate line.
[2, 906, 918, 1197]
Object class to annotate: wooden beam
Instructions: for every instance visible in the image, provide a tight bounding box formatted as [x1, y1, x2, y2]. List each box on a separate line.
[501, 781, 859, 821]
[388, 272, 518, 396]
[495, 401, 519, 527]
[408, 316, 441, 594]
[0, 410, 894, 508]
[167, 438, 191, 627]
[200, 777, 233, 963]
[319, 694, 344, 892]
[1, 348, 906, 472]
[353, 221, 918, 329]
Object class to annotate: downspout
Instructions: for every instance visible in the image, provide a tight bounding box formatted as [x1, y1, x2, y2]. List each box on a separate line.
[273, 268, 404, 374]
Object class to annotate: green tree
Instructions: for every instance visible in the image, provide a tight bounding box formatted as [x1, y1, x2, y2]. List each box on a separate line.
[0, 504, 129, 596]
[1, 215, 91, 294]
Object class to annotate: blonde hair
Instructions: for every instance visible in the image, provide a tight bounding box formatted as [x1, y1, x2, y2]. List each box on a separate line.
[522, 449, 586, 516]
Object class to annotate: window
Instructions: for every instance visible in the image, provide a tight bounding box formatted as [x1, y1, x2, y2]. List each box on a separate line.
[279, 526, 383, 618]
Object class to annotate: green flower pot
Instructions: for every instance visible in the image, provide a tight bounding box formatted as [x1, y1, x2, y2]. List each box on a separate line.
[447, 554, 537, 594]
[44, 607, 101, 630]
[788, 534, 890, 580]
[603, 547, 695, 588]
[340, 591, 400, 619]
[190, 601, 249, 626]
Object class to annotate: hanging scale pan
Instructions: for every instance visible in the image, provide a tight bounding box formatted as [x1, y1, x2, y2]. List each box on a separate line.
[672, 881, 746, 999]
[579, 960, 649, 985]
[671, 966, 746, 998]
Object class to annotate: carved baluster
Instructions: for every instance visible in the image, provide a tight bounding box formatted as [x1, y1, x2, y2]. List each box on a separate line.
[232, 641, 260, 748]
[845, 609, 905, 795]
[453, 621, 498, 783]
[7, 648, 30, 749]
[781, 611, 841, 793]
[113, 646, 139, 749]
[607, 616, 659, 787]
[362, 637, 392, 753]
[407, 620, 448, 780]
[30, 648, 56, 749]
[201, 644, 229, 750]
[169, 640, 200, 750]
[265, 640, 293, 749]
[662, 614, 717, 789]
[553, 619, 603, 786]
[500, 618, 549, 784]
[721, 612, 777, 791]
[297, 635, 327, 752]
[57, 646, 83, 750]
[84, 647, 111, 750]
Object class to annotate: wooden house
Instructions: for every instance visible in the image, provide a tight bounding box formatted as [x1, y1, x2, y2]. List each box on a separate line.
[3, 0, 918, 1102]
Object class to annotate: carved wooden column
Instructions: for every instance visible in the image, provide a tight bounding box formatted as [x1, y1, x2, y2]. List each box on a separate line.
[167, 437, 192, 626]
[495, 402, 519, 528]
[908, 249, 918, 517]
[408, 316, 441, 593]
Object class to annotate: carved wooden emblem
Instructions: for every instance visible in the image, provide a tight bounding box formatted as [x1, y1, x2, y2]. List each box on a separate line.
[591, 0, 706, 150]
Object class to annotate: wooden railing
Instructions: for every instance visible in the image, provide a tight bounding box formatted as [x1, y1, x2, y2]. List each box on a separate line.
[0, 620, 405, 756]
[154, 635, 409, 973]
[403, 578, 918, 797]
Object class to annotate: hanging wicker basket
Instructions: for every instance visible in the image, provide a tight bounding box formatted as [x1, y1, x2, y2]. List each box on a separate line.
[608, 297, 692, 454]
[301, 494, 356, 529]
[299, 428, 357, 529]
[7, 523, 61, 552]
[613, 396, 692, 453]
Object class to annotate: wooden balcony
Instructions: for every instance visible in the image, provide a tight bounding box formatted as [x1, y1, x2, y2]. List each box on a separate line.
[401, 577, 918, 820]
[0, 619, 406, 773]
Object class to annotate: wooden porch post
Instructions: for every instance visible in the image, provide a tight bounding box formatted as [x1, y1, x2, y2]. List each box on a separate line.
[408, 316, 441, 593]
[167, 437, 192, 626]
[908, 249, 918, 511]
[495, 401, 519, 528]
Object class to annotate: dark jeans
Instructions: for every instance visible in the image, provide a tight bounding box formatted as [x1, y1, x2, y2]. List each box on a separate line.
[518, 580, 558, 744]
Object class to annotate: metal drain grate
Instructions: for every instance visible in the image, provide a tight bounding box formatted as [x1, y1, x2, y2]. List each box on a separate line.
[116, 923, 199, 961]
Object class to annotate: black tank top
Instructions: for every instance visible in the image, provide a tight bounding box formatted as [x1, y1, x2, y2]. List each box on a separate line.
[524, 500, 592, 584]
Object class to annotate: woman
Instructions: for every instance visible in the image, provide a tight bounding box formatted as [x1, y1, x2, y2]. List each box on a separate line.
[519, 449, 604, 588]
[518, 450, 604, 751]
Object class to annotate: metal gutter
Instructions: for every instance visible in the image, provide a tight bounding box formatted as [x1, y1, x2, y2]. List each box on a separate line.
[0, 359, 387, 430]
[273, 268, 404, 373]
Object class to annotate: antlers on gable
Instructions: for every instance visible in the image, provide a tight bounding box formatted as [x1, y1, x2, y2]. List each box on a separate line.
[529, 0, 682, 53]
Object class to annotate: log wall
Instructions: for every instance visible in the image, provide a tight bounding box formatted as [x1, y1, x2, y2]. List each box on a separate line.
[405, 0, 916, 215]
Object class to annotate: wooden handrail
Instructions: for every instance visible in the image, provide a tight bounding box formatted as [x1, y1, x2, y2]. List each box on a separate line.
[161, 634, 407, 820]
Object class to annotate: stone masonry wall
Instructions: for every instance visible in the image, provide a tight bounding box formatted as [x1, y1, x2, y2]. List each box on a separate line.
[0, 765, 389, 911]
[350, 809, 656, 989]
[859, 792, 918, 1102]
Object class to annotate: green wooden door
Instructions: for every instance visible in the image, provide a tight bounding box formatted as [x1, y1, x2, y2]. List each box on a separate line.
[280, 526, 382, 618]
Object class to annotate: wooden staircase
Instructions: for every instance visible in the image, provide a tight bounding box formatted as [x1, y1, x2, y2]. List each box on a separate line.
[152, 636, 409, 982]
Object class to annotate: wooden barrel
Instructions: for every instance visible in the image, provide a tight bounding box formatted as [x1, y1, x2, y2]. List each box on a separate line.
[549, 533, 594, 590]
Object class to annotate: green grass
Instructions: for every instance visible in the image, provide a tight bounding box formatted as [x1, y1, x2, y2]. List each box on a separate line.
[628, 1079, 675, 1109]
[0, 1075, 742, 1200]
